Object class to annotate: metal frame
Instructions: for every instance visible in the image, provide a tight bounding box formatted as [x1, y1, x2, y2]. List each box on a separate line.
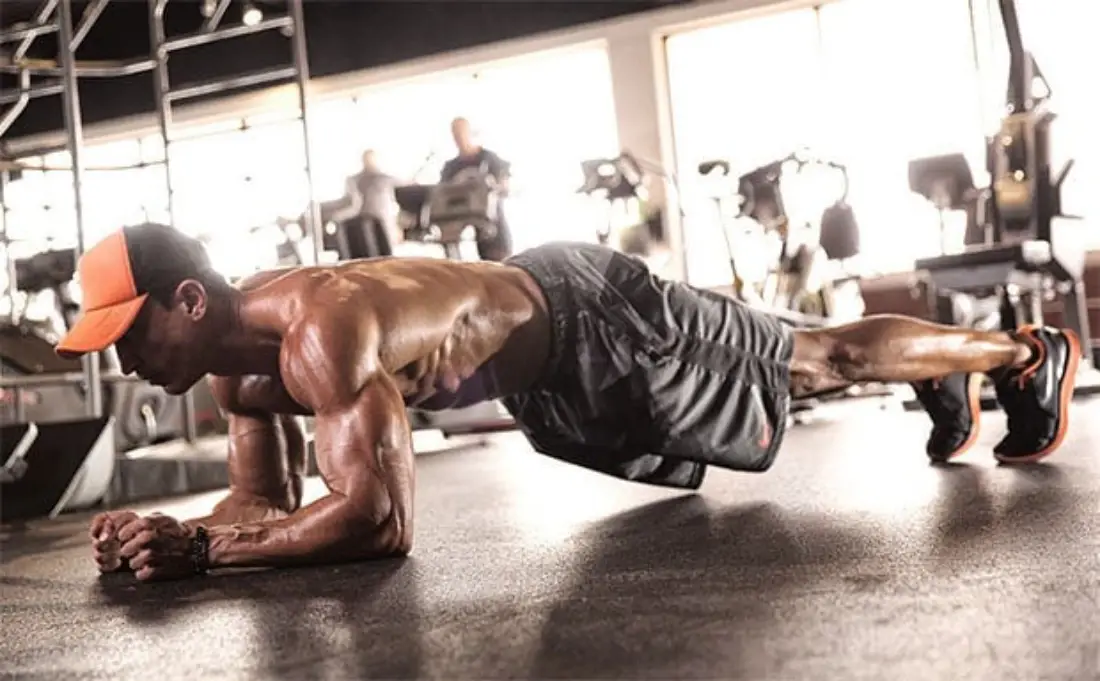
[0, 0, 322, 438]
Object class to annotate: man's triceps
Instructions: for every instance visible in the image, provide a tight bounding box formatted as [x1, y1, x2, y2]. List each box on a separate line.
[311, 373, 415, 552]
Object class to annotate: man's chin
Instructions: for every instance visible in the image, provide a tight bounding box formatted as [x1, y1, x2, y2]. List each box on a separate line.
[160, 381, 192, 396]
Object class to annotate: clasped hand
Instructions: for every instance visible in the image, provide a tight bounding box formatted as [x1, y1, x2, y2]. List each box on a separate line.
[90, 510, 195, 582]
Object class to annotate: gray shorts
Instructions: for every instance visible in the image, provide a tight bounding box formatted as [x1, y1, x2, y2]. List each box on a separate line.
[501, 242, 794, 490]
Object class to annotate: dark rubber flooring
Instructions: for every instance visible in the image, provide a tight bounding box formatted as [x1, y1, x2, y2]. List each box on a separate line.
[4, 402, 1100, 680]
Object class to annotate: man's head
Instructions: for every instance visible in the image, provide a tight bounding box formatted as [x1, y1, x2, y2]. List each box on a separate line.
[361, 149, 378, 171]
[450, 117, 478, 156]
[56, 223, 234, 395]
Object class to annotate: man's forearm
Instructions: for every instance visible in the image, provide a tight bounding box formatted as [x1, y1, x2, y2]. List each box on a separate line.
[203, 492, 407, 569]
[183, 413, 306, 529]
[183, 490, 292, 529]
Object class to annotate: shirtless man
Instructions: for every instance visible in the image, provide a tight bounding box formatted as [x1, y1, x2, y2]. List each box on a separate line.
[58, 223, 1080, 581]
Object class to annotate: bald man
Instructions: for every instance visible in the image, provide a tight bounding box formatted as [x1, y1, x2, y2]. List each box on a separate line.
[67, 224, 1079, 581]
[439, 117, 514, 261]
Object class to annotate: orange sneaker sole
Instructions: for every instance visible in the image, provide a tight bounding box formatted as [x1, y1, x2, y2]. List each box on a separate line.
[932, 372, 985, 462]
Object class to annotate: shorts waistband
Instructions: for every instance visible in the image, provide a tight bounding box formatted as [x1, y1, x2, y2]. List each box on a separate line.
[505, 250, 572, 390]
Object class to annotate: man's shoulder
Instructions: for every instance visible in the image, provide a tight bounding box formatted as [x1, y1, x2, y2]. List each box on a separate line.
[233, 266, 301, 292]
[289, 265, 386, 333]
[236, 265, 384, 346]
[480, 148, 509, 172]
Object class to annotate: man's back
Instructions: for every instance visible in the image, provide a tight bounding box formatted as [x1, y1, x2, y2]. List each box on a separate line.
[231, 257, 551, 411]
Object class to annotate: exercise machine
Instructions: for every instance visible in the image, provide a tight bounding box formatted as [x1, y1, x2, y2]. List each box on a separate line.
[699, 150, 865, 328]
[907, 153, 1004, 331]
[577, 153, 649, 249]
[395, 170, 504, 261]
[697, 154, 890, 419]
[910, 0, 1097, 396]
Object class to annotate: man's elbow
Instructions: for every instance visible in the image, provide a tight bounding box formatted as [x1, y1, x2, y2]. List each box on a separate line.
[378, 505, 414, 557]
[390, 529, 413, 557]
[352, 516, 411, 559]
[322, 513, 410, 563]
[340, 490, 412, 559]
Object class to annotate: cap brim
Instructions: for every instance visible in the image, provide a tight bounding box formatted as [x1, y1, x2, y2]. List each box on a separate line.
[55, 294, 148, 359]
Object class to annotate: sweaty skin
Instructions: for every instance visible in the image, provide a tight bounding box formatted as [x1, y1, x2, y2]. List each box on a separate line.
[89, 256, 1034, 581]
[93, 258, 550, 579]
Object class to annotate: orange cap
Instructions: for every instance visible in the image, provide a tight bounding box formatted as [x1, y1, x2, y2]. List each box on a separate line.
[55, 231, 148, 359]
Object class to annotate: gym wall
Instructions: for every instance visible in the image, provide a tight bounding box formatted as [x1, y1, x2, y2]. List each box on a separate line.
[2, 0, 777, 286]
[2, 43, 621, 283]
[2, 0, 1096, 289]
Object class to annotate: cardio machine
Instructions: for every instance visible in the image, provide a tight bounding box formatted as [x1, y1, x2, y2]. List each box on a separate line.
[909, 0, 1098, 404]
[395, 169, 504, 261]
[698, 150, 865, 328]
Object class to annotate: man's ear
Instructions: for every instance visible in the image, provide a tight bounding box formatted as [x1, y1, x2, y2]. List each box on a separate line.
[174, 279, 209, 320]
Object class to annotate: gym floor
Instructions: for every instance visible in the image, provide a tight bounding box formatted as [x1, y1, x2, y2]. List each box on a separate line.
[3, 400, 1100, 680]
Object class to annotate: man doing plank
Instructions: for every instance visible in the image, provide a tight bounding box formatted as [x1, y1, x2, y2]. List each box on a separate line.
[57, 224, 1079, 581]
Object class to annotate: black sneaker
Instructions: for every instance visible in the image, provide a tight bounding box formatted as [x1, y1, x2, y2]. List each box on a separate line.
[911, 372, 983, 462]
[992, 326, 1081, 463]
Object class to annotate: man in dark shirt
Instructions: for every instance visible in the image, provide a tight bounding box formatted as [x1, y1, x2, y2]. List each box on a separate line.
[439, 117, 514, 262]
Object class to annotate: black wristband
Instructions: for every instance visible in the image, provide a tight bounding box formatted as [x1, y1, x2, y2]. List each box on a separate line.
[190, 526, 210, 575]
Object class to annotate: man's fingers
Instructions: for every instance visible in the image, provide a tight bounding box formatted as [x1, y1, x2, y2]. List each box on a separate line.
[129, 548, 155, 571]
[90, 510, 140, 540]
[135, 564, 157, 582]
[93, 541, 122, 570]
[95, 553, 123, 572]
[116, 517, 150, 543]
[119, 530, 156, 559]
[89, 515, 112, 541]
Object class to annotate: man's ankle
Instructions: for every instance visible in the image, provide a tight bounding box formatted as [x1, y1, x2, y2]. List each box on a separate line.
[1002, 331, 1039, 371]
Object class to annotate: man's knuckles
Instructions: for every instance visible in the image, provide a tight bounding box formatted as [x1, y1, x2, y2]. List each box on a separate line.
[129, 548, 154, 571]
[116, 517, 152, 542]
[89, 510, 139, 539]
[119, 530, 156, 558]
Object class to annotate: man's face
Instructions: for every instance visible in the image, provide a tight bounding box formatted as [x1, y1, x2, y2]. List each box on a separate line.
[451, 118, 473, 152]
[361, 150, 377, 171]
[114, 292, 209, 395]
